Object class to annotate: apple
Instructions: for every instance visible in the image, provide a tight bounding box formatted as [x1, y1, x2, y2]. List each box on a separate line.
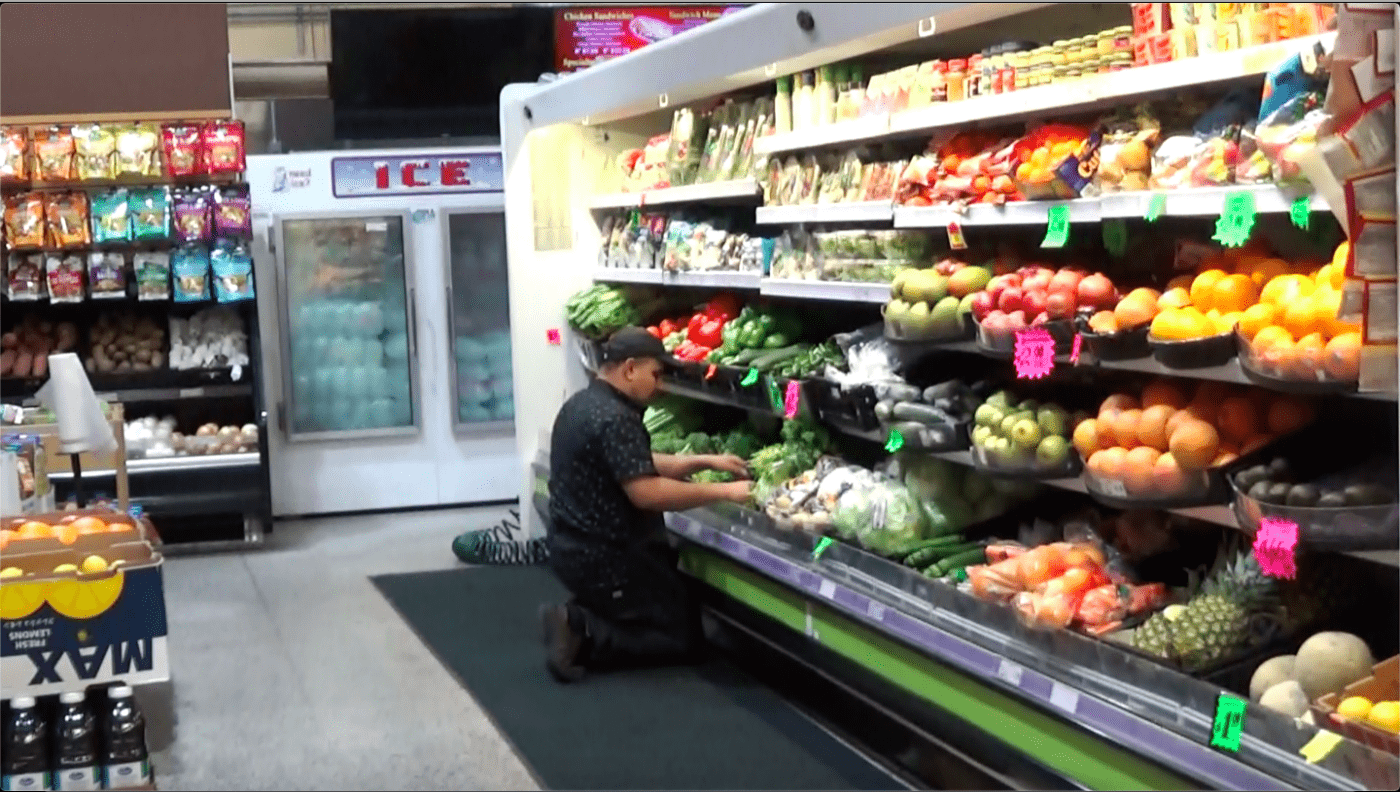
[970, 291, 996, 321]
[1022, 272, 1053, 293]
[1048, 269, 1083, 295]
[1022, 289, 1048, 318]
[998, 287, 1025, 314]
[934, 258, 965, 276]
[1077, 273, 1117, 312]
[1030, 311, 1051, 326]
[1006, 310, 1028, 330]
[1045, 290, 1076, 320]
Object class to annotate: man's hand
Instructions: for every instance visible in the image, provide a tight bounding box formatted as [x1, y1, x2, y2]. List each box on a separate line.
[719, 479, 753, 504]
[703, 454, 751, 480]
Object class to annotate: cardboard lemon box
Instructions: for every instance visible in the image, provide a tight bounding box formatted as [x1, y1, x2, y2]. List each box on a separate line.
[1312, 655, 1400, 755]
[1, 508, 169, 698]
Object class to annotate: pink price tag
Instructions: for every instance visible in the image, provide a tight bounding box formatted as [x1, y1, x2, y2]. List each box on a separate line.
[946, 222, 968, 250]
[1253, 517, 1299, 579]
[705, 364, 717, 380]
[546, 328, 562, 345]
[1070, 332, 1083, 364]
[1013, 328, 1056, 380]
[783, 380, 801, 418]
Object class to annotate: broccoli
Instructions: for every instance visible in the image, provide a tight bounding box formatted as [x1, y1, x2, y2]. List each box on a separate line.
[681, 432, 713, 455]
[691, 469, 734, 484]
[650, 432, 686, 455]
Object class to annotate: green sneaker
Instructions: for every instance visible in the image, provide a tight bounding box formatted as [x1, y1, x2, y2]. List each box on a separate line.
[451, 509, 549, 566]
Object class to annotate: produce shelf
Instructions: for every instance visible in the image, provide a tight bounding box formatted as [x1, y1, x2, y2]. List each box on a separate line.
[756, 202, 894, 225]
[895, 198, 1102, 228]
[588, 179, 763, 210]
[593, 268, 665, 284]
[758, 278, 890, 303]
[753, 115, 892, 157]
[46, 453, 261, 478]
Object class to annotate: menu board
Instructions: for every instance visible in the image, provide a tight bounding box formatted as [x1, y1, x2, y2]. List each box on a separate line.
[555, 6, 745, 72]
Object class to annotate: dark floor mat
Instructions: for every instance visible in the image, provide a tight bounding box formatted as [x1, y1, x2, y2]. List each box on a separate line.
[372, 565, 903, 791]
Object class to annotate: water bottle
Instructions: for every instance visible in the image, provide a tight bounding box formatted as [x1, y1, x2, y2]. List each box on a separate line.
[2, 696, 51, 791]
[51, 693, 99, 791]
[100, 687, 150, 790]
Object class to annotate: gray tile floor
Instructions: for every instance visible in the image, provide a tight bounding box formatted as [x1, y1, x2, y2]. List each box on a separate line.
[149, 506, 541, 791]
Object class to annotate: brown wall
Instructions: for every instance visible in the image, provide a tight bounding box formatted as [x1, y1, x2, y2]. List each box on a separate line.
[1, 3, 232, 122]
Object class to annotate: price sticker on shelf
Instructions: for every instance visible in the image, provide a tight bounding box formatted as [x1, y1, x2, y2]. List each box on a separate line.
[996, 659, 1024, 687]
[867, 600, 887, 622]
[1048, 681, 1079, 714]
[783, 380, 801, 418]
[1070, 333, 1083, 365]
[1014, 328, 1056, 380]
[946, 221, 968, 250]
[1210, 694, 1247, 752]
[1040, 204, 1071, 249]
[1144, 192, 1167, 223]
[811, 536, 833, 561]
[1290, 197, 1312, 231]
[1097, 478, 1129, 499]
[1298, 730, 1344, 764]
[1102, 218, 1128, 258]
[546, 328, 562, 345]
[705, 364, 718, 380]
[1253, 517, 1299, 579]
[740, 368, 759, 387]
[884, 428, 905, 453]
[818, 579, 837, 599]
[1212, 190, 1257, 248]
[768, 379, 784, 412]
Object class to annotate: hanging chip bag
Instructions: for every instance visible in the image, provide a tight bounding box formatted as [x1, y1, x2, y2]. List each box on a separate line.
[4, 193, 46, 248]
[73, 124, 117, 181]
[45, 253, 86, 303]
[214, 185, 252, 238]
[134, 251, 171, 301]
[161, 123, 203, 177]
[45, 192, 91, 248]
[211, 241, 255, 303]
[90, 189, 131, 243]
[172, 244, 211, 302]
[1, 128, 28, 181]
[5, 252, 46, 301]
[201, 120, 246, 174]
[173, 189, 212, 242]
[33, 126, 76, 181]
[88, 251, 127, 299]
[130, 187, 170, 240]
[116, 123, 162, 177]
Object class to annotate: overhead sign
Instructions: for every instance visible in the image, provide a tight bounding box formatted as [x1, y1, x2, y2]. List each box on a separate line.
[331, 153, 504, 198]
[554, 6, 745, 72]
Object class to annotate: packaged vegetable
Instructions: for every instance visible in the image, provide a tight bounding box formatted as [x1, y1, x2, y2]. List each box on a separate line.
[1092, 105, 1161, 195]
[211, 241, 255, 302]
[1011, 124, 1101, 200]
[797, 154, 822, 204]
[173, 188, 212, 242]
[5, 252, 46, 301]
[1247, 90, 1327, 186]
[87, 251, 127, 299]
[134, 251, 171, 301]
[130, 187, 170, 240]
[5, 193, 47, 248]
[1148, 134, 1203, 189]
[776, 156, 803, 205]
[73, 124, 117, 180]
[214, 185, 252, 238]
[33, 126, 76, 181]
[201, 120, 246, 174]
[90, 189, 131, 243]
[172, 245, 211, 302]
[161, 124, 202, 177]
[45, 191, 91, 248]
[848, 481, 929, 557]
[2, 128, 29, 181]
[45, 253, 86, 303]
[115, 123, 161, 177]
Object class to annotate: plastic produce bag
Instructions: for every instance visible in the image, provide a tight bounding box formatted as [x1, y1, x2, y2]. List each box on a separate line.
[1248, 91, 1328, 186]
[852, 481, 927, 557]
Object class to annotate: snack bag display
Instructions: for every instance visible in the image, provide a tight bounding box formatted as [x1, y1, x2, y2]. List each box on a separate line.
[211, 241, 255, 303]
[1010, 124, 1101, 200]
[5, 252, 46, 301]
[172, 244, 211, 302]
[201, 121, 246, 174]
[214, 185, 252, 239]
[73, 124, 117, 180]
[33, 126, 76, 181]
[4, 193, 46, 248]
[1, 128, 28, 182]
[45, 253, 86, 303]
[173, 189, 212, 242]
[130, 187, 171, 240]
[90, 189, 132, 243]
[44, 191, 91, 248]
[88, 251, 127, 299]
[115, 123, 162, 177]
[134, 251, 171, 301]
[161, 124, 202, 177]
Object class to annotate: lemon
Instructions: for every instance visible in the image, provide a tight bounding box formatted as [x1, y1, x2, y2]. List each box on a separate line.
[53, 563, 78, 575]
[1337, 696, 1373, 720]
[79, 555, 109, 575]
[1366, 701, 1400, 734]
[45, 571, 124, 621]
[0, 567, 22, 579]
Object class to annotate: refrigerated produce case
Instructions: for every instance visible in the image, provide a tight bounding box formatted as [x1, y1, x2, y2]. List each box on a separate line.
[248, 148, 517, 517]
[500, 3, 1400, 790]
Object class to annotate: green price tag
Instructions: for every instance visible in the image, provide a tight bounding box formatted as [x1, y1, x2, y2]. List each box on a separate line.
[1040, 205, 1070, 248]
[1210, 694, 1247, 752]
[812, 536, 833, 560]
[884, 428, 905, 453]
[1145, 193, 1167, 222]
[767, 379, 783, 412]
[1212, 190, 1257, 248]
[740, 368, 758, 387]
[1102, 218, 1128, 258]
[1290, 197, 1311, 230]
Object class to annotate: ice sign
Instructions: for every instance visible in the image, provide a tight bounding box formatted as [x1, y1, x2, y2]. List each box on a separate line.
[1014, 328, 1056, 379]
[1253, 517, 1298, 579]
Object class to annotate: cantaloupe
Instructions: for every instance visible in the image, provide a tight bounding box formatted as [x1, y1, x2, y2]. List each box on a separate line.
[1249, 655, 1297, 701]
[1294, 632, 1375, 701]
[1259, 680, 1310, 718]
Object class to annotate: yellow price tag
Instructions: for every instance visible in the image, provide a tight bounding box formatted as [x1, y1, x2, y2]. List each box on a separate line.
[1298, 730, 1344, 764]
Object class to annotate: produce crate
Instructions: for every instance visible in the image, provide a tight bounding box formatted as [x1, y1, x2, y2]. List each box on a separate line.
[1313, 656, 1400, 755]
[805, 379, 880, 432]
[882, 419, 969, 452]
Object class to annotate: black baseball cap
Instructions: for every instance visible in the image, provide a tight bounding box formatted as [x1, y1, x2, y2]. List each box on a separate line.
[601, 326, 667, 364]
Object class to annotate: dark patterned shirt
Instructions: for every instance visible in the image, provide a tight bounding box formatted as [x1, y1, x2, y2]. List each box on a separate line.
[548, 379, 663, 550]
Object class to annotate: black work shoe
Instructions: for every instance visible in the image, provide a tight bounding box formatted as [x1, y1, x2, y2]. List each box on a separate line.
[539, 603, 586, 683]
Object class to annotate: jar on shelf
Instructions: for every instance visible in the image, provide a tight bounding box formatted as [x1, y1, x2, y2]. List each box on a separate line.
[968, 54, 984, 97]
[930, 60, 948, 103]
[946, 58, 968, 101]
[986, 55, 1004, 94]
[1096, 28, 1116, 57]
[1112, 25, 1134, 54]
[1002, 54, 1021, 93]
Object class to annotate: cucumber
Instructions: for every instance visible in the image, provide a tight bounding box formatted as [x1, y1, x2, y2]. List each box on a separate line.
[874, 400, 895, 422]
[932, 547, 990, 577]
[750, 345, 806, 370]
[874, 382, 923, 402]
[892, 401, 949, 424]
[908, 540, 981, 569]
[902, 536, 967, 568]
[729, 348, 767, 366]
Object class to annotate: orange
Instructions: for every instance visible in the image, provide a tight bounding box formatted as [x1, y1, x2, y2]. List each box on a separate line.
[1137, 405, 1176, 451]
[55, 524, 81, 546]
[0, 530, 15, 552]
[1237, 304, 1278, 341]
[1099, 394, 1139, 420]
[1214, 311, 1244, 335]
[1332, 240, 1350, 273]
[1073, 418, 1105, 458]
[1123, 447, 1162, 495]
[1169, 419, 1221, 470]
[1088, 311, 1119, 333]
[1244, 257, 1292, 287]
[1251, 325, 1294, 353]
[1091, 447, 1130, 480]
[15, 521, 52, 540]
[1125, 287, 1162, 304]
[1280, 296, 1329, 339]
[1181, 307, 1217, 338]
[1261, 274, 1315, 308]
[106, 521, 135, 534]
[1211, 274, 1260, 314]
[1316, 262, 1345, 291]
[1215, 396, 1259, 443]
[1260, 337, 1297, 376]
[1158, 287, 1192, 310]
[1112, 409, 1144, 449]
[1141, 379, 1190, 410]
[1152, 452, 1192, 496]
[1314, 289, 1352, 339]
[69, 516, 107, 535]
[1267, 397, 1315, 435]
[1114, 295, 1157, 329]
[1324, 332, 1362, 381]
[1166, 274, 1194, 292]
[1292, 333, 1327, 379]
[1190, 269, 1230, 310]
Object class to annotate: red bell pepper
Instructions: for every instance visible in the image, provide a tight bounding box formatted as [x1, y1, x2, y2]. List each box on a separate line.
[687, 313, 707, 337]
[659, 318, 678, 337]
[704, 293, 741, 322]
[646, 326, 663, 339]
[690, 318, 724, 349]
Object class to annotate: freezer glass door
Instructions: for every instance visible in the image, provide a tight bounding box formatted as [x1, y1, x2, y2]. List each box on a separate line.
[444, 210, 514, 431]
[277, 212, 419, 440]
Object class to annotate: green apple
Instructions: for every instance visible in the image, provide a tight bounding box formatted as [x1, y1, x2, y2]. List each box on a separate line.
[999, 414, 1020, 437]
[985, 390, 1015, 410]
[1010, 418, 1042, 448]
[971, 425, 993, 446]
[974, 403, 1002, 429]
[1037, 405, 1068, 438]
[1037, 435, 1070, 467]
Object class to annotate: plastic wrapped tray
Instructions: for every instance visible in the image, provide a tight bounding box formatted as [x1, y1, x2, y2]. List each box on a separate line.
[1234, 327, 1358, 395]
[1078, 323, 1151, 362]
[883, 305, 972, 342]
[1147, 331, 1236, 369]
[976, 319, 1076, 359]
[806, 378, 880, 432]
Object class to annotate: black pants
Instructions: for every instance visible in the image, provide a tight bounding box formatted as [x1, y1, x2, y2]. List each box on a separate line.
[547, 531, 703, 671]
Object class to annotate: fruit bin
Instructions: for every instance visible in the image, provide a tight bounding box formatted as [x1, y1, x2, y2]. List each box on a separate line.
[1234, 327, 1359, 395]
[1313, 656, 1400, 755]
[976, 318, 1077, 359]
[805, 378, 880, 432]
[1229, 457, 1399, 552]
[882, 419, 969, 452]
[1076, 323, 1152, 362]
[882, 305, 974, 343]
[971, 441, 1081, 479]
[1147, 330, 1238, 369]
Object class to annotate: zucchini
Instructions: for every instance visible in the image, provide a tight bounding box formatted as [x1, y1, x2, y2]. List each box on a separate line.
[891, 401, 948, 424]
[932, 547, 990, 577]
[874, 400, 894, 422]
[750, 345, 806, 370]
[873, 382, 922, 402]
[729, 348, 767, 366]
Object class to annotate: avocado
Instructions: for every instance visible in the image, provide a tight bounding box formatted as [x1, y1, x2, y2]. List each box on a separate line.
[1235, 465, 1269, 493]
[1285, 484, 1321, 508]
[1344, 484, 1392, 507]
[1266, 458, 1293, 482]
[1248, 481, 1275, 503]
[1316, 492, 1349, 509]
[1265, 482, 1293, 505]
